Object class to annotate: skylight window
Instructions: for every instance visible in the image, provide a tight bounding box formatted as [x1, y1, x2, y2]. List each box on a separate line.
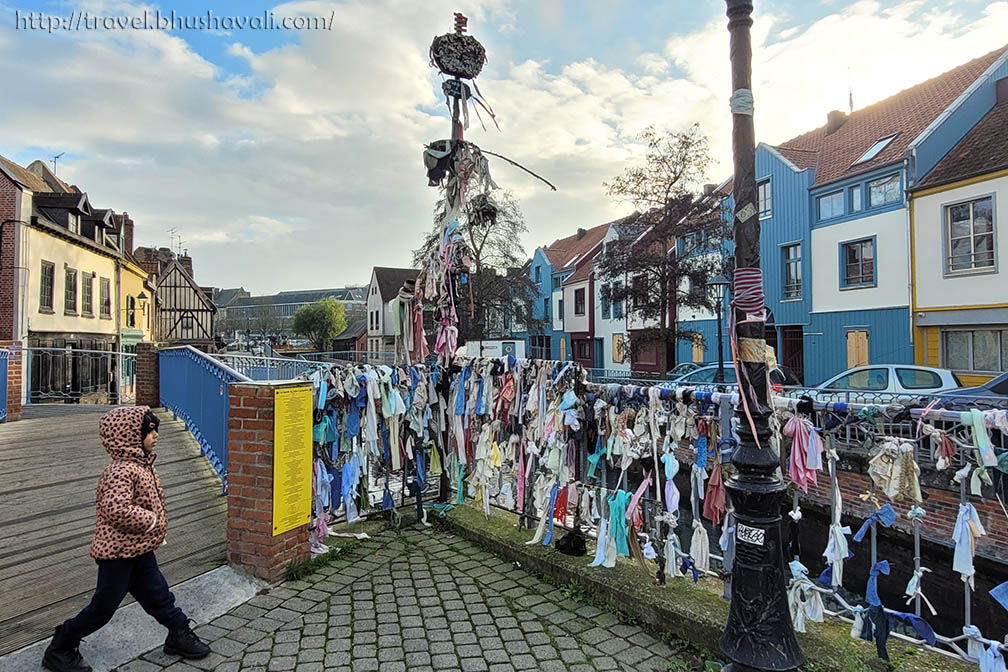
[853, 133, 898, 165]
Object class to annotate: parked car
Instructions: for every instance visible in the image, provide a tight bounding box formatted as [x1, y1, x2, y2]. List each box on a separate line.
[809, 365, 961, 404]
[666, 362, 701, 379]
[934, 371, 1008, 410]
[661, 363, 801, 390]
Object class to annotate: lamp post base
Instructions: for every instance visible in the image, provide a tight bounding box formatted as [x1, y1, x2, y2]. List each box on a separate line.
[720, 473, 804, 672]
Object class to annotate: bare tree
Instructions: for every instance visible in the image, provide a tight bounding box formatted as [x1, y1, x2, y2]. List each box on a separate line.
[598, 124, 731, 373]
[413, 190, 542, 343]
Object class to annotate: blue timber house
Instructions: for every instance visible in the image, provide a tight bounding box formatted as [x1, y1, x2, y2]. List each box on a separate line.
[676, 46, 1008, 385]
[515, 224, 609, 361]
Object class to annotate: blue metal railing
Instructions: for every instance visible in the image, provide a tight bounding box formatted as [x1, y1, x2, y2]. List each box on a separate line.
[0, 348, 8, 423]
[296, 350, 398, 366]
[212, 353, 328, 381]
[159, 346, 250, 490]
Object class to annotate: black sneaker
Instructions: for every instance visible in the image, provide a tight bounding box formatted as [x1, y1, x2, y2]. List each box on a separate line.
[163, 621, 211, 660]
[41, 626, 92, 672]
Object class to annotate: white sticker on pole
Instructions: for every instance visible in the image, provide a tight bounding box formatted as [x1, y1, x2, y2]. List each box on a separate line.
[736, 202, 757, 223]
[737, 523, 765, 546]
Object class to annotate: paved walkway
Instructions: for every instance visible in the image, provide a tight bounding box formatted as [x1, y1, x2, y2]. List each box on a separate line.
[0, 405, 226, 655]
[117, 527, 685, 672]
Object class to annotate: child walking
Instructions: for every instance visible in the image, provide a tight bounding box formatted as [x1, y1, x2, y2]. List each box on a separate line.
[43, 406, 210, 672]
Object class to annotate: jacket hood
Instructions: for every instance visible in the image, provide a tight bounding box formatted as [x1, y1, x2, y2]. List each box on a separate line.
[100, 406, 152, 463]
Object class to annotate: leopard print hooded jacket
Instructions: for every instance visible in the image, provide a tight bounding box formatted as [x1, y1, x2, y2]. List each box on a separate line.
[90, 406, 167, 560]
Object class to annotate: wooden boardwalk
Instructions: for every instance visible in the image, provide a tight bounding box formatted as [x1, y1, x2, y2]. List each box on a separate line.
[0, 405, 226, 655]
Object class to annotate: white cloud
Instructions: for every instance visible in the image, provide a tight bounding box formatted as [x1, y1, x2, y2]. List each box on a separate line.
[0, 0, 1005, 294]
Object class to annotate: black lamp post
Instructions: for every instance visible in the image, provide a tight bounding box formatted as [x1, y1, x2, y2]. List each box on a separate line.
[720, 2, 804, 671]
[707, 273, 729, 384]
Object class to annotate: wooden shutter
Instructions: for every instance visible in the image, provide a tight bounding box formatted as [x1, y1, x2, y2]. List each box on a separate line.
[846, 330, 869, 368]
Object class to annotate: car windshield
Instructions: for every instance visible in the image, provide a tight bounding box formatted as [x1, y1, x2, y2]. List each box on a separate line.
[988, 373, 1008, 395]
[825, 368, 889, 391]
[682, 368, 716, 383]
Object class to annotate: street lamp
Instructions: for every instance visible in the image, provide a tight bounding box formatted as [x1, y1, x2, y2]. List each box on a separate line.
[707, 273, 729, 384]
[721, 2, 804, 671]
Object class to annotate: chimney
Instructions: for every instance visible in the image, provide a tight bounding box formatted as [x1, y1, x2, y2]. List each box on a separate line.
[178, 254, 194, 279]
[576, 228, 586, 239]
[997, 77, 1008, 104]
[122, 212, 134, 255]
[826, 110, 847, 135]
[704, 183, 717, 195]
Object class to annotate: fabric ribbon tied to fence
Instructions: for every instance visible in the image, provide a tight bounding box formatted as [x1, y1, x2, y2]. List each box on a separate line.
[787, 561, 825, 633]
[866, 560, 890, 607]
[853, 503, 896, 542]
[905, 567, 937, 616]
[953, 502, 986, 588]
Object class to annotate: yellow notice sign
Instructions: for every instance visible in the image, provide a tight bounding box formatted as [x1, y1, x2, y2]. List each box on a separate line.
[272, 385, 313, 536]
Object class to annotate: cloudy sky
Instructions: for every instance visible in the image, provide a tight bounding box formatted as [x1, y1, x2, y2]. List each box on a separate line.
[1, 0, 1005, 294]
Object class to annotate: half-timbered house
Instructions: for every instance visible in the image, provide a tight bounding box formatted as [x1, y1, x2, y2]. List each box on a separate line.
[154, 258, 217, 349]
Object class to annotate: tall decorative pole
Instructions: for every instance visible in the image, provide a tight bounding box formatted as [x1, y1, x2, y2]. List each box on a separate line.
[720, 2, 804, 671]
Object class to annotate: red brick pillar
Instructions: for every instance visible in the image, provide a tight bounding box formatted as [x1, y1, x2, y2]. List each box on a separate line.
[0, 340, 22, 422]
[227, 381, 312, 581]
[136, 342, 159, 408]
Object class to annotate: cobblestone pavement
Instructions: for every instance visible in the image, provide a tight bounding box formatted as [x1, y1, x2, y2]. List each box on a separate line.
[118, 527, 684, 672]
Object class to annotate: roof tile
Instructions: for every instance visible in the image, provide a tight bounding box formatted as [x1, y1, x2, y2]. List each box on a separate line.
[777, 46, 1006, 187]
[917, 102, 1008, 188]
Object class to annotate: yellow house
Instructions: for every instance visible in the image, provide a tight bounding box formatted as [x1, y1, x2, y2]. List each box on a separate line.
[26, 191, 120, 350]
[119, 254, 155, 344]
[909, 101, 1008, 385]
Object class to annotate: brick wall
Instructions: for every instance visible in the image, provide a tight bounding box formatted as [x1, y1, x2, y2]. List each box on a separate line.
[136, 342, 159, 407]
[0, 177, 20, 340]
[0, 340, 22, 421]
[670, 438, 1007, 559]
[226, 382, 310, 581]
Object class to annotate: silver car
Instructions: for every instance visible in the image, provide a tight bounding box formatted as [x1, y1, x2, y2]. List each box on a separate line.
[811, 364, 962, 404]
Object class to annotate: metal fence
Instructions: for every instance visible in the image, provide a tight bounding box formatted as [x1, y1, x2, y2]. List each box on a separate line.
[159, 346, 251, 490]
[447, 360, 1008, 665]
[212, 353, 329, 381]
[25, 347, 137, 405]
[297, 350, 400, 367]
[0, 348, 8, 422]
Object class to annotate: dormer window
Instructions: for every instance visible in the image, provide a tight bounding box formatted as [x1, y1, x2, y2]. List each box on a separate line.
[853, 133, 898, 165]
[68, 213, 79, 234]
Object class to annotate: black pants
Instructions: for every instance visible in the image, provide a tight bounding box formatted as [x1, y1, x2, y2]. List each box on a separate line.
[62, 552, 187, 640]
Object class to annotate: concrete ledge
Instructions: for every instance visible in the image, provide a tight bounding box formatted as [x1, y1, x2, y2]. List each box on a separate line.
[0, 566, 265, 672]
[435, 503, 971, 672]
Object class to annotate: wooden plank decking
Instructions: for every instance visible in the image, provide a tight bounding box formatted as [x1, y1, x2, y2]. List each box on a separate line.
[0, 405, 226, 655]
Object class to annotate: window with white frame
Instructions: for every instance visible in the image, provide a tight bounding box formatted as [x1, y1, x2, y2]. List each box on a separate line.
[758, 179, 771, 219]
[943, 329, 1008, 373]
[945, 196, 995, 273]
[782, 244, 801, 298]
[818, 191, 844, 220]
[841, 238, 875, 287]
[868, 174, 900, 207]
[851, 186, 862, 212]
[574, 288, 585, 315]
